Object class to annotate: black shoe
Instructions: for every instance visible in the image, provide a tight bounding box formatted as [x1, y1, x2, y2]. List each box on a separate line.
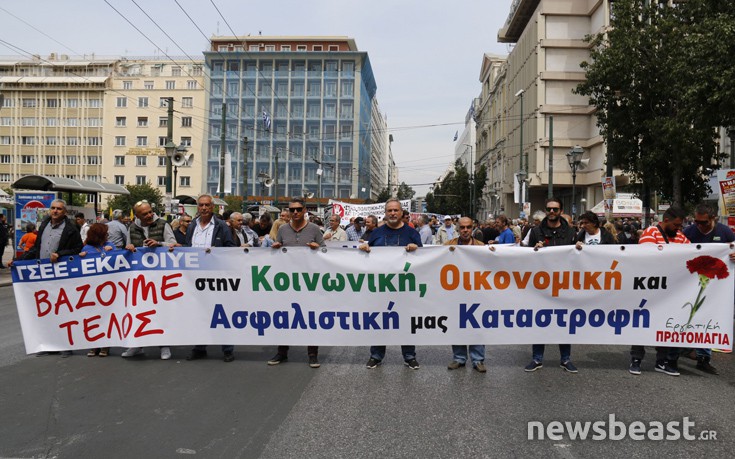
[223, 352, 235, 363]
[366, 357, 381, 369]
[560, 360, 578, 373]
[308, 355, 320, 368]
[696, 358, 718, 375]
[654, 361, 680, 376]
[186, 350, 207, 361]
[524, 360, 542, 372]
[629, 359, 642, 375]
[267, 354, 288, 365]
[404, 358, 420, 370]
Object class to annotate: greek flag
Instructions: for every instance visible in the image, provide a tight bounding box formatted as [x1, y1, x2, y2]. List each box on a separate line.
[262, 110, 271, 132]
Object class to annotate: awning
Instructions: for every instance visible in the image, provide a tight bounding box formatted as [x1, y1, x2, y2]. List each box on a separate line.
[11, 175, 129, 195]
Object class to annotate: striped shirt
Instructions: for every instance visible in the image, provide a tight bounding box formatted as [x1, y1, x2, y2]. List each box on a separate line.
[638, 225, 690, 245]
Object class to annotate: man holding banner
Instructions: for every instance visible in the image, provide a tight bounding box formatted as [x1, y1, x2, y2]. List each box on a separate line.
[268, 198, 326, 369]
[360, 199, 423, 370]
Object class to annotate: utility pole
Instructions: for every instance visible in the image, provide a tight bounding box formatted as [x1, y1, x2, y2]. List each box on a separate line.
[166, 97, 174, 216]
[548, 116, 554, 198]
[219, 102, 226, 199]
[242, 137, 248, 213]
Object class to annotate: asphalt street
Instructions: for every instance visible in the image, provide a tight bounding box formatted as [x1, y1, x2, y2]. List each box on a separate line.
[0, 283, 734, 458]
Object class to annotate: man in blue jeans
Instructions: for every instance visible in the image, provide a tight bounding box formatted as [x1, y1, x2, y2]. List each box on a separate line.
[359, 199, 423, 369]
[524, 198, 578, 373]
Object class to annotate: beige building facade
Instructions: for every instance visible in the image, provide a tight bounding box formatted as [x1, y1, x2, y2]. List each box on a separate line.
[475, 0, 617, 219]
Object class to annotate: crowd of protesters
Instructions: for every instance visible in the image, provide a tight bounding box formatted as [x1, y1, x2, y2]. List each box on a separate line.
[6, 196, 733, 377]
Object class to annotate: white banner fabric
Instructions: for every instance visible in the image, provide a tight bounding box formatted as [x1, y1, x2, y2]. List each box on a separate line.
[11, 244, 734, 353]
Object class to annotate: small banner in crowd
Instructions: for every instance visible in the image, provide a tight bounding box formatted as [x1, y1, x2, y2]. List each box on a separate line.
[329, 199, 411, 225]
[11, 245, 734, 353]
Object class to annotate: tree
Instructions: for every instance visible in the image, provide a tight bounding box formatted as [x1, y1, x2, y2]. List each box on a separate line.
[576, 0, 735, 208]
[106, 183, 164, 215]
[396, 182, 415, 200]
[223, 195, 243, 213]
[426, 160, 486, 217]
[374, 187, 391, 203]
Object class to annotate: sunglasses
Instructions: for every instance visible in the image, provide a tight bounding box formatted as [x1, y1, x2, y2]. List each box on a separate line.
[546, 207, 560, 212]
[289, 207, 304, 213]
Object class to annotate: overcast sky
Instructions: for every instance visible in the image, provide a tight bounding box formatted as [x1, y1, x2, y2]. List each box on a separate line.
[1, 0, 513, 195]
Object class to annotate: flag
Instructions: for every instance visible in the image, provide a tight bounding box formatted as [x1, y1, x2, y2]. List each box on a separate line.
[453, 130, 458, 141]
[263, 110, 271, 132]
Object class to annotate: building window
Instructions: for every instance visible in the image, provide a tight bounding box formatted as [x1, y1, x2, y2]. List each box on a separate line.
[0, 154, 11, 163]
[86, 117, 101, 127]
[22, 98, 37, 108]
[313, 45, 323, 51]
[114, 175, 125, 185]
[65, 118, 79, 127]
[158, 156, 167, 166]
[116, 116, 126, 127]
[21, 136, 36, 145]
[158, 137, 167, 147]
[86, 137, 101, 146]
[233, 45, 243, 52]
[66, 99, 79, 108]
[114, 155, 125, 166]
[21, 117, 36, 126]
[88, 99, 101, 108]
[138, 97, 149, 107]
[165, 81, 176, 90]
[160, 98, 169, 107]
[136, 156, 147, 166]
[2, 97, 13, 108]
[192, 65, 203, 76]
[265, 45, 276, 52]
[116, 97, 127, 108]
[187, 80, 198, 89]
[136, 136, 148, 147]
[65, 155, 77, 165]
[181, 117, 192, 127]
[172, 66, 182, 76]
[182, 97, 193, 108]
[21, 155, 36, 164]
[281, 45, 291, 52]
[0, 136, 11, 145]
[144, 81, 154, 90]
[46, 99, 59, 108]
[136, 175, 146, 185]
[219, 45, 230, 52]
[46, 118, 58, 127]
[159, 117, 168, 128]
[45, 155, 57, 165]
[249, 45, 259, 51]
[86, 155, 100, 165]
[123, 81, 133, 90]
[180, 136, 192, 147]
[115, 136, 126, 146]
[157, 176, 167, 187]
[137, 117, 148, 127]
[180, 176, 191, 187]
[328, 45, 339, 52]
[0, 174, 11, 182]
[66, 137, 79, 146]
[0, 117, 11, 126]
[297, 45, 307, 52]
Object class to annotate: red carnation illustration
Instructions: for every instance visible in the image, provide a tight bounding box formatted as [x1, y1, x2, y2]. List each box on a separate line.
[683, 255, 729, 326]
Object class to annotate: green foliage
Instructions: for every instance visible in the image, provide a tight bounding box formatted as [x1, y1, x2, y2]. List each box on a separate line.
[375, 187, 391, 203]
[223, 195, 243, 212]
[576, 0, 734, 206]
[105, 183, 164, 215]
[396, 182, 416, 200]
[426, 161, 487, 217]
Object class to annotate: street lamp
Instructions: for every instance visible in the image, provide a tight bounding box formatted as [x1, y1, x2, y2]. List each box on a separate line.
[567, 145, 584, 219]
[515, 89, 525, 216]
[462, 143, 474, 218]
[516, 169, 527, 216]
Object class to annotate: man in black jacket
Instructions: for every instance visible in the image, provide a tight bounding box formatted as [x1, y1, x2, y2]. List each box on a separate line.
[525, 197, 578, 373]
[23, 199, 82, 263]
[0, 214, 8, 268]
[185, 194, 237, 363]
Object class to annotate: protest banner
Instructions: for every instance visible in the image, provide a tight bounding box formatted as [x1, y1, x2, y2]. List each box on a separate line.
[329, 199, 411, 225]
[11, 244, 733, 353]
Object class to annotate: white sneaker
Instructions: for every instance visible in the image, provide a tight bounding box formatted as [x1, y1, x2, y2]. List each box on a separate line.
[121, 347, 143, 358]
[160, 347, 172, 360]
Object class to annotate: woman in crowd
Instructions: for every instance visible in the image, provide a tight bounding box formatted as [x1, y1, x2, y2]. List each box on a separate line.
[79, 223, 115, 357]
[575, 211, 616, 247]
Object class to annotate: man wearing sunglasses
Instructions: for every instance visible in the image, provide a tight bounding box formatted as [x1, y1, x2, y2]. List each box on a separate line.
[268, 198, 325, 368]
[680, 203, 735, 375]
[525, 197, 578, 373]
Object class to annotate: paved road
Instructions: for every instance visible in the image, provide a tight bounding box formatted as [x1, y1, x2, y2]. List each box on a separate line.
[0, 285, 733, 458]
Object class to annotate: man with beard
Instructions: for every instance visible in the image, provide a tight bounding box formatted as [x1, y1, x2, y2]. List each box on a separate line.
[525, 197, 578, 373]
[267, 198, 325, 368]
[360, 199, 423, 369]
[629, 207, 689, 376]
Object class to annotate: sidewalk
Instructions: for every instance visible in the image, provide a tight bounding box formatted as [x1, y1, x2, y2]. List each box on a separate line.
[1, 245, 13, 287]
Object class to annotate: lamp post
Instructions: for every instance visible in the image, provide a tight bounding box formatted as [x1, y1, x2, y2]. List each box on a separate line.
[515, 89, 525, 216]
[567, 145, 584, 220]
[516, 169, 527, 217]
[462, 143, 474, 218]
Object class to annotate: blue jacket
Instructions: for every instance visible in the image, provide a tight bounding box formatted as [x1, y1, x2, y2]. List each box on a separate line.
[184, 217, 236, 247]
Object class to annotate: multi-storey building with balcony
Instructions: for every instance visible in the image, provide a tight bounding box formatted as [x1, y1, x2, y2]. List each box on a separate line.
[0, 55, 113, 198]
[106, 58, 206, 198]
[204, 36, 380, 201]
